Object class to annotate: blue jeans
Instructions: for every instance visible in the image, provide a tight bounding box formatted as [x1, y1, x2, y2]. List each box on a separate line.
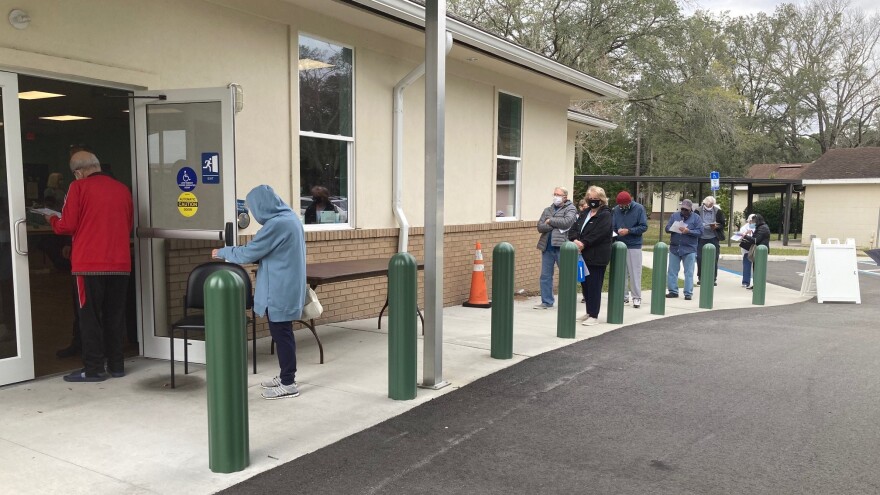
[742, 253, 752, 286]
[269, 320, 297, 386]
[667, 251, 696, 296]
[540, 246, 561, 306]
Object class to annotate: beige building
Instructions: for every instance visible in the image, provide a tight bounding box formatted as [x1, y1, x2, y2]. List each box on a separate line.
[0, 0, 624, 385]
[801, 148, 880, 249]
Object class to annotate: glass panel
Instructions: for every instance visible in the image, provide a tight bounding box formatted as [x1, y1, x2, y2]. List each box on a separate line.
[299, 136, 349, 224]
[495, 158, 519, 218]
[0, 89, 18, 358]
[497, 93, 522, 157]
[299, 35, 353, 137]
[146, 102, 223, 229]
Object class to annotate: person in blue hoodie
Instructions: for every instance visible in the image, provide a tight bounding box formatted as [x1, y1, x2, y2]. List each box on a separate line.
[665, 198, 703, 300]
[611, 191, 648, 308]
[212, 185, 306, 400]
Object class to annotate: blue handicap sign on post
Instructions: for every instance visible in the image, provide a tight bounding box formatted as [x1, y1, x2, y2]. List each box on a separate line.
[177, 167, 197, 192]
[710, 171, 720, 191]
[202, 152, 220, 184]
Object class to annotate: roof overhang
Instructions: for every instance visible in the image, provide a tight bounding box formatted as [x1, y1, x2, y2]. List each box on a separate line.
[567, 111, 617, 131]
[345, 0, 628, 101]
[802, 179, 880, 185]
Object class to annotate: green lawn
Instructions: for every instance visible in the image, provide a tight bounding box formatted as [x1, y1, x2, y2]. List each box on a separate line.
[639, 218, 811, 256]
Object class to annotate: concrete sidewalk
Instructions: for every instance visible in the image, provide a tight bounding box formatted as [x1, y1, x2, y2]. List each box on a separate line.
[0, 260, 810, 495]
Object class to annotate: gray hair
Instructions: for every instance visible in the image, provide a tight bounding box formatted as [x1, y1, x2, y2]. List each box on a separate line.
[554, 186, 569, 198]
[70, 151, 101, 173]
[703, 196, 716, 207]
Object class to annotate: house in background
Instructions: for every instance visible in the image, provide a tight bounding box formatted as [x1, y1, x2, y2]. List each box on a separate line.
[0, 0, 624, 386]
[801, 147, 880, 248]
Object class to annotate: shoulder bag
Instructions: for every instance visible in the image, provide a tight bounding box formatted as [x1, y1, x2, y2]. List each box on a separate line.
[301, 286, 323, 320]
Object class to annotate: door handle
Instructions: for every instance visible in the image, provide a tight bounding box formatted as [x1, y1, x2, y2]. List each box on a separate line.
[14, 218, 28, 255]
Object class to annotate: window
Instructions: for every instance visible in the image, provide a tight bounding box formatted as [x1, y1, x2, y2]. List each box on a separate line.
[496, 92, 522, 219]
[299, 34, 353, 226]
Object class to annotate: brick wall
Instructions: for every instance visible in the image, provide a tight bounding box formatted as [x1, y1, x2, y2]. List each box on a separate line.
[165, 221, 545, 339]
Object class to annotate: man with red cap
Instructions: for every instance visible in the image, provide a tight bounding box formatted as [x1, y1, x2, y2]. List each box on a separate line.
[611, 191, 649, 308]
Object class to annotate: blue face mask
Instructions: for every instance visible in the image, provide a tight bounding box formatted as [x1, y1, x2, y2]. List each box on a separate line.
[749, 223, 756, 230]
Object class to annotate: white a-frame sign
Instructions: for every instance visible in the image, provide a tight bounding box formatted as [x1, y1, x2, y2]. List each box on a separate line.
[800, 238, 861, 304]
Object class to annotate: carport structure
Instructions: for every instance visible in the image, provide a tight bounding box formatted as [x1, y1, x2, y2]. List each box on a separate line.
[574, 175, 803, 246]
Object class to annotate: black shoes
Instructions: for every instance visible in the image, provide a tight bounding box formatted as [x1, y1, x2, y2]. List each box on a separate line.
[684, 295, 692, 300]
[666, 292, 678, 298]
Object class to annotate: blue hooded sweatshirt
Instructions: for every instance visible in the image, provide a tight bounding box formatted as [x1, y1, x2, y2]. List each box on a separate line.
[216, 185, 306, 321]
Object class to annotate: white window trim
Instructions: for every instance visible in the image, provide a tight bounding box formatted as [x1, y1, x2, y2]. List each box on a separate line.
[495, 90, 523, 221]
[298, 32, 356, 230]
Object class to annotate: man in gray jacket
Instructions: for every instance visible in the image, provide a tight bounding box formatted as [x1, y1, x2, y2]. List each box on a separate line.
[535, 186, 578, 308]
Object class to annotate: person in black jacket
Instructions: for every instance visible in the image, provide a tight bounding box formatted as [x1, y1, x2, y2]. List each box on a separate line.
[746, 213, 771, 289]
[696, 196, 726, 287]
[569, 185, 613, 326]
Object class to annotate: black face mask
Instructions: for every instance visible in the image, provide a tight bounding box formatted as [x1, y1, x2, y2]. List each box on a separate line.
[588, 199, 601, 209]
[680, 209, 690, 218]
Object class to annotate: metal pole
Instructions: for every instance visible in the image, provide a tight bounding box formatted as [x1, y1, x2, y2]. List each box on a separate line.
[699, 243, 715, 309]
[388, 253, 417, 400]
[727, 183, 735, 247]
[204, 270, 249, 474]
[422, 0, 449, 389]
[659, 182, 666, 242]
[651, 242, 668, 315]
[783, 183, 793, 246]
[606, 242, 627, 324]
[491, 243, 515, 359]
[557, 242, 578, 339]
[752, 245, 769, 305]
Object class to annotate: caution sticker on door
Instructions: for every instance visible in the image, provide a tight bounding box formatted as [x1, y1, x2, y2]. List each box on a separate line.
[177, 192, 199, 217]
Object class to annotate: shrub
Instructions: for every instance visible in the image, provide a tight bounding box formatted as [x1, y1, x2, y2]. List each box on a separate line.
[745, 198, 804, 233]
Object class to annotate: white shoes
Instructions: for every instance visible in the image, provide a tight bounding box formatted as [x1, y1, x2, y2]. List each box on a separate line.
[582, 317, 599, 326]
[577, 314, 589, 321]
[632, 298, 641, 309]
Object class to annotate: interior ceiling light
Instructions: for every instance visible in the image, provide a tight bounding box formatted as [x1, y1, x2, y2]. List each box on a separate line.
[39, 115, 92, 121]
[19, 91, 65, 100]
[298, 58, 334, 71]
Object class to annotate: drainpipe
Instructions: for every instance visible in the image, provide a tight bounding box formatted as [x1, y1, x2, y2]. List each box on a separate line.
[393, 32, 453, 253]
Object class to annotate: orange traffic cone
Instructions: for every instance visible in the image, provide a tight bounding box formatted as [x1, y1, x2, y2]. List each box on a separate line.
[463, 241, 492, 308]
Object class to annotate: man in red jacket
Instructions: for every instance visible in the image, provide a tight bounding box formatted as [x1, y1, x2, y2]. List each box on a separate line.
[47, 151, 133, 382]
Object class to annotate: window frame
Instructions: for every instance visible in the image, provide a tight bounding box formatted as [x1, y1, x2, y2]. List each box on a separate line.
[297, 32, 356, 231]
[494, 90, 523, 222]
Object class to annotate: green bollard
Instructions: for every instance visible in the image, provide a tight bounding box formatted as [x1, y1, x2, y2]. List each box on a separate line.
[752, 245, 769, 306]
[557, 241, 578, 339]
[491, 243, 515, 359]
[606, 242, 627, 324]
[651, 242, 668, 315]
[204, 270, 249, 474]
[388, 252, 417, 400]
[699, 243, 716, 309]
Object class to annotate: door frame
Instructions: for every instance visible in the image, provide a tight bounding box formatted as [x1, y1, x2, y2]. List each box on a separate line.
[0, 71, 35, 385]
[132, 87, 237, 364]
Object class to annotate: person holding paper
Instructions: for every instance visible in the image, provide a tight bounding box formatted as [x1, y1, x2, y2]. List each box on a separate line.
[569, 186, 613, 325]
[212, 185, 306, 400]
[696, 196, 726, 287]
[665, 199, 703, 300]
[534, 186, 578, 309]
[733, 214, 756, 287]
[611, 191, 648, 308]
[47, 151, 133, 382]
[304, 186, 342, 224]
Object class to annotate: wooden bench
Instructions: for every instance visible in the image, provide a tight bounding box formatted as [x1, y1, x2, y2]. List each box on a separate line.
[278, 258, 424, 364]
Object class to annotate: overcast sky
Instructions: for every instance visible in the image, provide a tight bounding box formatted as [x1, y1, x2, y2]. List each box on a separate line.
[681, 0, 880, 17]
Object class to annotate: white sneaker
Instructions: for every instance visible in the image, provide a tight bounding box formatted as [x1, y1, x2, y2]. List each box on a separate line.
[582, 317, 599, 326]
[533, 303, 553, 309]
[261, 376, 297, 389]
[577, 314, 589, 321]
[633, 298, 641, 308]
[261, 383, 300, 400]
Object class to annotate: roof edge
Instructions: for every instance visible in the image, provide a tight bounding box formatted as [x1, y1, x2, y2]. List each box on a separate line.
[349, 0, 629, 100]
[567, 110, 617, 130]
[802, 178, 880, 185]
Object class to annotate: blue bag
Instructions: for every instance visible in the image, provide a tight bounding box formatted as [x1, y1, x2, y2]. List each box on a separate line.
[576, 258, 588, 282]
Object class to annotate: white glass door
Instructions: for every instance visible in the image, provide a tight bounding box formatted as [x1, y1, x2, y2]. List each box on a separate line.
[132, 87, 236, 364]
[0, 71, 35, 385]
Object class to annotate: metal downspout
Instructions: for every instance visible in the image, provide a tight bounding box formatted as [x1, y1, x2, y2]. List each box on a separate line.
[392, 32, 452, 253]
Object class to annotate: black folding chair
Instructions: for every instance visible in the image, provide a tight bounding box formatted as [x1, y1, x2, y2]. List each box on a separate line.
[169, 261, 257, 388]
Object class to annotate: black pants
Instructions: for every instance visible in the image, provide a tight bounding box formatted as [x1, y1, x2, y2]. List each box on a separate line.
[696, 237, 720, 282]
[78, 275, 129, 376]
[581, 262, 607, 319]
